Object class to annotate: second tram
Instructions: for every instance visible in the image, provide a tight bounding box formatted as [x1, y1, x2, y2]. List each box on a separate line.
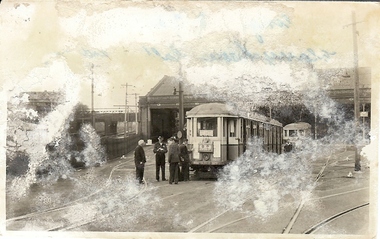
[186, 103, 283, 177]
[283, 122, 312, 142]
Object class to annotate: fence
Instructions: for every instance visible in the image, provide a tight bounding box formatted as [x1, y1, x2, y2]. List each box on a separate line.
[101, 134, 142, 160]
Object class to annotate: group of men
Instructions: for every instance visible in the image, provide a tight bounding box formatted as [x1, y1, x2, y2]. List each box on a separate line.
[134, 136, 191, 185]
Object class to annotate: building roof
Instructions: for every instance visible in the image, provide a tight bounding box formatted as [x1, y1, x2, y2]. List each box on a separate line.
[316, 67, 371, 89]
[146, 75, 193, 97]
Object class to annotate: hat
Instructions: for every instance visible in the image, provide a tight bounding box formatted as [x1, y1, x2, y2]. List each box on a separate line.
[158, 136, 163, 140]
[170, 136, 178, 142]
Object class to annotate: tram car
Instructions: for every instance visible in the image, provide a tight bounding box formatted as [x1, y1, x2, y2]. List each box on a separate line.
[186, 103, 283, 177]
[283, 122, 312, 144]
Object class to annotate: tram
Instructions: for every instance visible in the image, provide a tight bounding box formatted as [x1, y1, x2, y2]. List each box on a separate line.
[283, 122, 312, 142]
[186, 103, 283, 177]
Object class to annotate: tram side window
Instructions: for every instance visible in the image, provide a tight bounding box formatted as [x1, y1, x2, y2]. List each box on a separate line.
[289, 130, 296, 137]
[197, 117, 217, 137]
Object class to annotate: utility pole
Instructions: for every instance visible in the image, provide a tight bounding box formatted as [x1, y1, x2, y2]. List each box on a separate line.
[91, 63, 95, 128]
[179, 80, 184, 134]
[173, 64, 185, 140]
[133, 93, 139, 134]
[362, 103, 365, 140]
[352, 11, 361, 171]
[121, 83, 134, 138]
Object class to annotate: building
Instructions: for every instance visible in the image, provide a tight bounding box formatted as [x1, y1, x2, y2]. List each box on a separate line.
[23, 91, 65, 117]
[320, 67, 371, 140]
[138, 75, 222, 141]
[139, 67, 372, 142]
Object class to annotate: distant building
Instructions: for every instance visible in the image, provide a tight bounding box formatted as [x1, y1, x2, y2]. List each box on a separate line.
[318, 67, 371, 104]
[318, 67, 371, 140]
[23, 91, 65, 116]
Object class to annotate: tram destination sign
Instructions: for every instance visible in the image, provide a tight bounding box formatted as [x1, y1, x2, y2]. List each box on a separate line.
[198, 143, 213, 153]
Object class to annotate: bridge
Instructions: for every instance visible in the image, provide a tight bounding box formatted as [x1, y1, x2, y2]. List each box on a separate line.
[72, 111, 139, 136]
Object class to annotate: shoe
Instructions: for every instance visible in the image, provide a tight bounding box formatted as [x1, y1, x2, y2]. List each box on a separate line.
[169, 182, 172, 184]
[162, 179, 167, 181]
[156, 179, 159, 182]
[175, 182, 178, 184]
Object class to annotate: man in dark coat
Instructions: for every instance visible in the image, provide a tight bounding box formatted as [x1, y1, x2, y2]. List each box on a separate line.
[134, 139, 146, 184]
[179, 138, 191, 182]
[168, 137, 180, 184]
[153, 136, 168, 181]
[284, 141, 293, 153]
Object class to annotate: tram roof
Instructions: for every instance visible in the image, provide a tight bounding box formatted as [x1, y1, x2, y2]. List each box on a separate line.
[186, 103, 235, 117]
[284, 122, 311, 130]
[186, 103, 282, 127]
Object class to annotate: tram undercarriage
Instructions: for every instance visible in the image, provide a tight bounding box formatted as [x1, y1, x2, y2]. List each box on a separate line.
[191, 165, 221, 179]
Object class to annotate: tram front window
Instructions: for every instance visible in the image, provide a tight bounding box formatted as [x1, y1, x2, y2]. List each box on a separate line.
[197, 117, 217, 137]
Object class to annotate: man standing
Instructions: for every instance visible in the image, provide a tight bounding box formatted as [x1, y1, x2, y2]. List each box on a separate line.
[179, 138, 191, 182]
[168, 137, 180, 184]
[134, 139, 146, 184]
[153, 136, 168, 181]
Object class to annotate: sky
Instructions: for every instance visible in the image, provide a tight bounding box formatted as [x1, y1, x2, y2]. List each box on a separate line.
[0, 1, 379, 110]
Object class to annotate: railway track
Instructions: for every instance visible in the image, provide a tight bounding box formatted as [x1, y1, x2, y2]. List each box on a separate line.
[30, 152, 213, 231]
[303, 202, 369, 234]
[6, 146, 369, 234]
[65, 181, 215, 231]
[186, 149, 369, 234]
[6, 157, 137, 230]
[281, 150, 353, 234]
[47, 178, 148, 231]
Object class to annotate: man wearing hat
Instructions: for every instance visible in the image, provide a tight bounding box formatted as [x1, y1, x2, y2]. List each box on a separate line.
[179, 138, 191, 182]
[153, 136, 168, 181]
[168, 136, 180, 184]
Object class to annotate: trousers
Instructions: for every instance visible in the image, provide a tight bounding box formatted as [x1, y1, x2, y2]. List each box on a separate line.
[155, 156, 166, 180]
[135, 165, 144, 184]
[169, 162, 179, 184]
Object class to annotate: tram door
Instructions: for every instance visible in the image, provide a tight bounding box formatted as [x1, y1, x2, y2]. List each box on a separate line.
[227, 118, 239, 161]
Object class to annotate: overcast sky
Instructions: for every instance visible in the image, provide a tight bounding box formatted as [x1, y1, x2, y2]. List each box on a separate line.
[1, 1, 379, 110]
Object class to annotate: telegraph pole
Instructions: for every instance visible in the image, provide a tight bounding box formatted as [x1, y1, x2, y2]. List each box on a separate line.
[179, 80, 184, 134]
[133, 93, 139, 134]
[174, 63, 185, 140]
[121, 83, 134, 138]
[91, 63, 95, 128]
[352, 11, 361, 171]
[362, 104, 365, 140]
